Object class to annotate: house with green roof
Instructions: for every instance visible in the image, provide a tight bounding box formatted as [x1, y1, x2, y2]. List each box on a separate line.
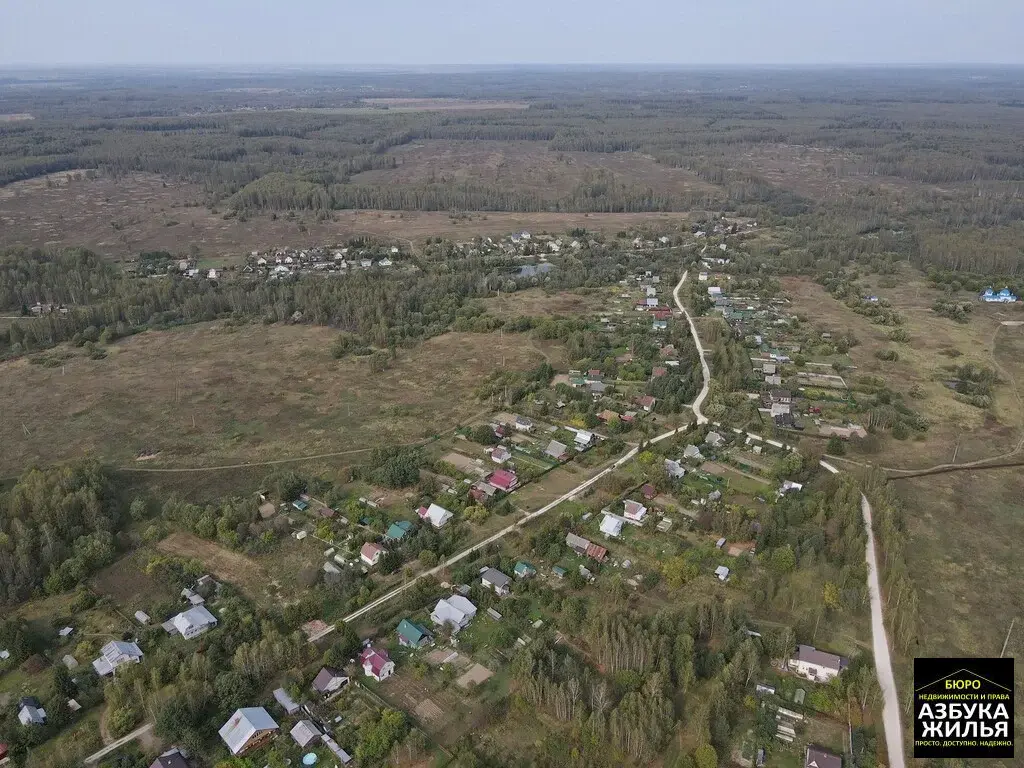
[514, 561, 537, 579]
[385, 520, 413, 541]
[396, 619, 432, 648]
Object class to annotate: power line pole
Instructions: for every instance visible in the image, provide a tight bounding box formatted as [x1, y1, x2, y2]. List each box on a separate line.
[1000, 618, 1016, 658]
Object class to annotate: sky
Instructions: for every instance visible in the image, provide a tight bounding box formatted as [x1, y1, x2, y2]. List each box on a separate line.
[3, 0, 1024, 67]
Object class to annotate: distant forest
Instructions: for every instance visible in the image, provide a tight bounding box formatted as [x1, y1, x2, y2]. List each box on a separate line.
[2, 68, 1024, 272]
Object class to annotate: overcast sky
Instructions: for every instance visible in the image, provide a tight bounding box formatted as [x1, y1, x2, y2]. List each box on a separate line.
[4, 0, 1023, 67]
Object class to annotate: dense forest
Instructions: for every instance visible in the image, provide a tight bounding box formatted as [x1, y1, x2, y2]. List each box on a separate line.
[3, 68, 1024, 276]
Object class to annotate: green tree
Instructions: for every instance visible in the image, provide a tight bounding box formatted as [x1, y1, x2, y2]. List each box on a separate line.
[826, 435, 845, 455]
[694, 743, 718, 768]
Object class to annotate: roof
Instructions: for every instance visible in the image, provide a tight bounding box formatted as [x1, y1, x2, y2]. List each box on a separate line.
[172, 605, 218, 635]
[419, 502, 453, 527]
[361, 542, 384, 560]
[359, 646, 392, 677]
[219, 707, 279, 755]
[432, 595, 477, 627]
[623, 500, 647, 520]
[586, 542, 608, 562]
[545, 440, 568, 459]
[481, 568, 511, 589]
[312, 666, 347, 693]
[151, 750, 190, 768]
[805, 746, 843, 768]
[273, 687, 300, 714]
[102, 640, 142, 662]
[488, 469, 518, 491]
[715, 565, 730, 579]
[397, 619, 431, 645]
[565, 532, 590, 551]
[794, 645, 846, 673]
[385, 521, 412, 540]
[291, 719, 321, 748]
[600, 515, 623, 537]
[514, 561, 536, 575]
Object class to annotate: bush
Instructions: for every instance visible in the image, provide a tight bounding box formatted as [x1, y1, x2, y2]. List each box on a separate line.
[874, 349, 899, 361]
[826, 435, 845, 455]
[108, 705, 141, 738]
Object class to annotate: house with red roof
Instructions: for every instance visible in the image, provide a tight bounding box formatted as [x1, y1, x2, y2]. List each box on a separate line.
[635, 395, 657, 412]
[486, 469, 519, 492]
[640, 483, 657, 500]
[359, 646, 395, 682]
[360, 542, 384, 567]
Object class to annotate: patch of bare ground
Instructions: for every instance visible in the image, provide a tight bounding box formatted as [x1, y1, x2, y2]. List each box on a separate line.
[352, 140, 720, 198]
[0, 323, 559, 474]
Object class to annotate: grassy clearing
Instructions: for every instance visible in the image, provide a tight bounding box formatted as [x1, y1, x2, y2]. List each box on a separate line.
[782, 274, 1023, 468]
[0, 324, 559, 474]
[892, 468, 1024, 744]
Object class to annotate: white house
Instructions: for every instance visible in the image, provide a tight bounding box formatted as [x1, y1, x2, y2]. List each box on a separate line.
[788, 645, 848, 682]
[92, 640, 143, 676]
[219, 707, 279, 756]
[430, 595, 477, 631]
[360, 542, 385, 567]
[623, 500, 647, 523]
[714, 565, 730, 582]
[600, 515, 623, 538]
[665, 459, 686, 479]
[418, 503, 453, 529]
[359, 646, 395, 682]
[708, 286, 722, 297]
[481, 568, 511, 596]
[171, 605, 218, 640]
[18, 697, 46, 726]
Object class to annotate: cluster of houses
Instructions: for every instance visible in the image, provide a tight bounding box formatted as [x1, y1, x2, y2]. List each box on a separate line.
[241, 244, 406, 279]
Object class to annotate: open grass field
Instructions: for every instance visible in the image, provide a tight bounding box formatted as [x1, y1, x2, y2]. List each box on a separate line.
[892, 468, 1024, 732]
[0, 171, 702, 264]
[0, 324, 562, 474]
[351, 140, 718, 198]
[782, 274, 1024, 469]
[89, 550, 179, 610]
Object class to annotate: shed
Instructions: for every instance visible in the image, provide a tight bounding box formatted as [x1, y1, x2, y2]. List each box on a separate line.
[273, 687, 300, 715]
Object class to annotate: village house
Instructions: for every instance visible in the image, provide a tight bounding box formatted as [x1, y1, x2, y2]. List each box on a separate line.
[683, 444, 704, 461]
[431, 595, 478, 631]
[705, 431, 726, 449]
[565, 532, 609, 562]
[397, 619, 432, 648]
[359, 645, 395, 681]
[311, 666, 349, 697]
[597, 409, 620, 423]
[170, 605, 218, 640]
[490, 445, 512, 464]
[545, 440, 569, 461]
[714, 565, 730, 582]
[665, 459, 686, 478]
[150, 748, 190, 768]
[219, 707, 279, 756]
[385, 520, 413, 541]
[640, 483, 657, 500]
[573, 430, 595, 449]
[635, 395, 657, 412]
[418, 502, 453, 528]
[514, 561, 537, 579]
[600, 515, 623, 538]
[481, 567, 512, 596]
[360, 542, 385, 567]
[93, 640, 144, 676]
[623, 499, 648, 523]
[291, 720, 321, 749]
[788, 645, 848, 682]
[805, 746, 843, 768]
[17, 697, 46, 726]
[514, 416, 534, 432]
[486, 469, 519, 492]
[981, 286, 1019, 303]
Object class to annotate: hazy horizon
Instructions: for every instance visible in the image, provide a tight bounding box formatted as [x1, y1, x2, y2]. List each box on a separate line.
[4, 0, 1024, 67]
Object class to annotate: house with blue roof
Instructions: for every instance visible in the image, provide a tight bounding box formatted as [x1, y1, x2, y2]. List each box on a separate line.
[385, 520, 413, 541]
[981, 286, 1018, 303]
